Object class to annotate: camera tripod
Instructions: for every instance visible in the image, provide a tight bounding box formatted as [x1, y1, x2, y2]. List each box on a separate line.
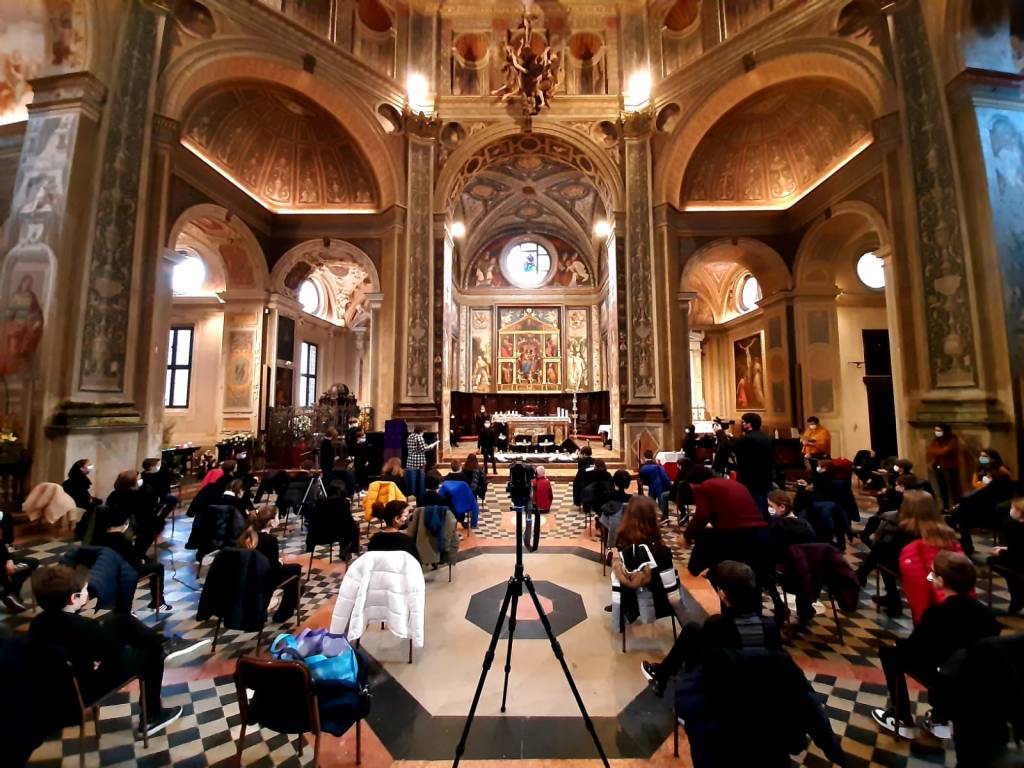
[452, 503, 610, 767]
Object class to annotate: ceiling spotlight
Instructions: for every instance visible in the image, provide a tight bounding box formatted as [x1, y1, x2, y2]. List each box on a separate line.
[406, 73, 432, 115]
[593, 220, 612, 237]
[624, 70, 652, 113]
[450, 221, 466, 238]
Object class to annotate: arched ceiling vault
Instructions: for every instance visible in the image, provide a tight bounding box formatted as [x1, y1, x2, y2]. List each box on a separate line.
[181, 82, 380, 214]
[682, 79, 874, 211]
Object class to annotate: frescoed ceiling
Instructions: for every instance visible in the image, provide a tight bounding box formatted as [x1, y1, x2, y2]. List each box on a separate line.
[682, 79, 873, 210]
[181, 83, 379, 213]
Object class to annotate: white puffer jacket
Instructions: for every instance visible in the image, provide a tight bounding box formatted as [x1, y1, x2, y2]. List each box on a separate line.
[330, 550, 426, 647]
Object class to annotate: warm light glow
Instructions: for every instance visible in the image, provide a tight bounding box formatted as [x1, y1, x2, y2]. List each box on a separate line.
[593, 220, 612, 237]
[450, 221, 466, 238]
[857, 251, 886, 289]
[172, 255, 206, 295]
[684, 137, 874, 212]
[299, 280, 320, 315]
[181, 139, 375, 215]
[624, 70, 652, 112]
[406, 72, 433, 115]
[739, 275, 761, 313]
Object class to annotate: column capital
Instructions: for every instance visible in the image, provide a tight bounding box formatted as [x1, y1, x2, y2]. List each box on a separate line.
[364, 292, 384, 309]
[152, 114, 181, 149]
[27, 72, 107, 122]
[677, 291, 699, 305]
[620, 106, 655, 139]
[403, 107, 440, 140]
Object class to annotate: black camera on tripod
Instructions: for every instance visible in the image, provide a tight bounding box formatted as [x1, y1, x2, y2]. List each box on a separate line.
[506, 461, 535, 509]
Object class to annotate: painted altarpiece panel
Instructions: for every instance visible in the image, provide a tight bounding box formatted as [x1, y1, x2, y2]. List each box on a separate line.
[469, 308, 493, 392]
[497, 307, 562, 392]
[734, 332, 766, 411]
[565, 306, 591, 391]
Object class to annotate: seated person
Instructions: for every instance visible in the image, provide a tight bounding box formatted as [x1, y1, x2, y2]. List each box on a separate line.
[237, 507, 301, 622]
[28, 565, 190, 738]
[861, 473, 914, 542]
[362, 474, 407, 522]
[219, 478, 254, 516]
[989, 497, 1024, 614]
[872, 551, 1001, 739]
[767, 489, 816, 564]
[669, 457, 695, 524]
[444, 460, 464, 483]
[641, 560, 782, 696]
[380, 457, 406, 495]
[899, 499, 965, 624]
[417, 473, 451, 510]
[199, 459, 236, 489]
[951, 448, 1018, 555]
[310, 484, 361, 560]
[572, 446, 595, 507]
[330, 456, 358, 498]
[638, 450, 673, 520]
[0, 528, 39, 614]
[92, 504, 169, 610]
[856, 489, 931, 617]
[580, 459, 613, 517]
[440, 475, 480, 529]
[140, 457, 177, 512]
[598, 469, 633, 546]
[367, 501, 420, 563]
[63, 459, 100, 513]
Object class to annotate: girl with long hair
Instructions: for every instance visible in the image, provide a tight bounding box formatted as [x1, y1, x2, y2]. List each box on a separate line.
[237, 506, 302, 621]
[897, 490, 964, 623]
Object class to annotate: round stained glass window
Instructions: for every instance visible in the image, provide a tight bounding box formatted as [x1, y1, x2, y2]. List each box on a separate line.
[298, 280, 321, 315]
[856, 251, 886, 289]
[172, 254, 206, 295]
[502, 241, 553, 288]
[738, 274, 761, 312]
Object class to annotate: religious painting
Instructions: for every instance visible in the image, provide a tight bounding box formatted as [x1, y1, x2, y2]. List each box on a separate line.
[469, 308, 493, 392]
[190, 216, 257, 288]
[550, 251, 592, 287]
[224, 327, 255, 411]
[497, 307, 561, 392]
[0, 252, 50, 378]
[565, 307, 591, 391]
[277, 315, 295, 362]
[467, 250, 510, 289]
[734, 332, 765, 410]
[274, 366, 293, 407]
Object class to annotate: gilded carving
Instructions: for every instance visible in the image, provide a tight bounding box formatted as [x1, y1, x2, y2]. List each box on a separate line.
[79, 2, 160, 392]
[892, 0, 977, 386]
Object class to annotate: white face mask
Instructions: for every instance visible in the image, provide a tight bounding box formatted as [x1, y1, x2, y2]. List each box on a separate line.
[893, 464, 900, 472]
[982, 475, 993, 485]
[484, 422, 491, 428]
[816, 466, 826, 474]
[136, 477, 144, 488]
[152, 464, 161, 473]
[934, 431, 943, 438]
[85, 464, 94, 474]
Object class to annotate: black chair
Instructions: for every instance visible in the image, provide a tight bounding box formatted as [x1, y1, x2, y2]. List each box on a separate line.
[513, 434, 534, 453]
[235, 656, 330, 766]
[58, 651, 149, 767]
[536, 433, 556, 453]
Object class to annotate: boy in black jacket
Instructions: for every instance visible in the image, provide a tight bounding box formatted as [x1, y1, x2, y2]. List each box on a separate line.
[27, 565, 203, 739]
[872, 551, 1002, 739]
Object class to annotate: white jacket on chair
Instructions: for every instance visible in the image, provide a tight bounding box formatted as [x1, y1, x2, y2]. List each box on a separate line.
[330, 550, 426, 647]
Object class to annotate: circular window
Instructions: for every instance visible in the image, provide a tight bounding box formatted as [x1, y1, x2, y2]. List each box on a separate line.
[856, 251, 886, 289]
[298, 280, 321, 315]
[738, 275, 761, 312]
[172, 254, 206, 295]
[502, 241, 553, 288]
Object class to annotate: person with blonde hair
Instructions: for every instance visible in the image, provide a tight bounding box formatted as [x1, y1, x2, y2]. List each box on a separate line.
[897, 490, 964, 624]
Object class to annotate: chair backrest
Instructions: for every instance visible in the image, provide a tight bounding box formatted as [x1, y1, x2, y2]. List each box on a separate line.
[234, 656, 318, 735]
[514, 434, 533, 444]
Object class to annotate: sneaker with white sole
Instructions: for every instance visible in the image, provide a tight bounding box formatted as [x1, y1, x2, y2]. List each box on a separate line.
[162, 636, 211, 665]
[142, 705, 182, 738]
[871, 707, 916, 739]
[922, 710, 952, 740]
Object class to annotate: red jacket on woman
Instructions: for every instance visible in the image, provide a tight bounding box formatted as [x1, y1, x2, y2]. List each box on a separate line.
[532, 477, 553, 512]
[899, 538, 966, 624]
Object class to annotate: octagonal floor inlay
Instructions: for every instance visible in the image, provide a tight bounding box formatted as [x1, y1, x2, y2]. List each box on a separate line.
[465, 579, 585, 638]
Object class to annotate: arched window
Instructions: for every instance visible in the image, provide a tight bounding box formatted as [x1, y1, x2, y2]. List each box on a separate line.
[856, 251, 886, 289]
[172, 252, 206, 295]
[502, 241, 553, 288]
[298, 279, 323, 316]
[738, 274, 761, 313]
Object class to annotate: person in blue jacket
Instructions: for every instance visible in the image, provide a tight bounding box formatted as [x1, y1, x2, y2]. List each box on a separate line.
[439, 477, 480, 529]
[638, 450, 674, 521]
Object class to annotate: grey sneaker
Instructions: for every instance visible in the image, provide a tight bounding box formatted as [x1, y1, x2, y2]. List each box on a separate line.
[163, 636, 211, 665]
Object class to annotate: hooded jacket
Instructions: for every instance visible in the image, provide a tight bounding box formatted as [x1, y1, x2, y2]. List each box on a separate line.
[330, 550, 425, 647]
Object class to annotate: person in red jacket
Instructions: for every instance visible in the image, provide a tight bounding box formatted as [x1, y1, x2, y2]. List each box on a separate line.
[526, 466, 553, 551]
[896, 491, 964, 623]
[683, 467, 781, 614]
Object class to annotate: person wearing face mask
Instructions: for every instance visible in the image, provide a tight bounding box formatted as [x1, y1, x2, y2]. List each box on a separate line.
[350, 429, 371, 491]
[63, 458, 100, 512]
[926, 424, 962, 512]
[368, 500, 420, 563]
[799, 416, 832, 469]
[766, 490, 816, 564]
[734, 413, 774, 520]
[951, 448, 1018, 556]
[987, 497, 1024, 613]
[477, 419, 497, 474]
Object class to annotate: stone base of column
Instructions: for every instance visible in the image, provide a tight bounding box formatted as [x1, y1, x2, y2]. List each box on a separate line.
[621, 421, 668, 469]
[912, 397, 1013, 429]
[42, 407, 146, 496]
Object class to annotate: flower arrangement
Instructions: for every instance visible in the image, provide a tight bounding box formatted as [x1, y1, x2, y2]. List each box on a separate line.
[0, 430, 19, 443]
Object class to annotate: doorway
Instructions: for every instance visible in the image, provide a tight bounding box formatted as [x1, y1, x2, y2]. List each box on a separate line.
[861, 329, 897, 458]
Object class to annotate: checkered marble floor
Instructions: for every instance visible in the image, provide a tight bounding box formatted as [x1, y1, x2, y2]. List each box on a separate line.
[5, 482, 1023, 766]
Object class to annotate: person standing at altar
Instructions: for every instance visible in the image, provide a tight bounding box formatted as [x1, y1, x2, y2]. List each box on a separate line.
[478, 420, 498, 475]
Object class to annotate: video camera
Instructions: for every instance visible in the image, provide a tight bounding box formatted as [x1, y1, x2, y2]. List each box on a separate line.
[506, 461, 535, 508]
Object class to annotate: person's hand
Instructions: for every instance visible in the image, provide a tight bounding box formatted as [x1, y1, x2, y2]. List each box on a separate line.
[992, 546, 1007, 555]
[4, 561, 15, 576]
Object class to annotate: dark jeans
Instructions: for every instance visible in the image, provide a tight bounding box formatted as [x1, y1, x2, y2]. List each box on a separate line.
[523, 509, 548, 551]
[653, 621, 702, 682]
[990, 553, 1024, 608]
[880, 641, 943, 724]
[135, 559, 165, 608]
[932, 467, 961, 511]
[405, 468, 425, 500]
[94, 613, 165, 718]
[481, 449, 497, 474]
[1, 556, 38, 599]
[271, 563, 302, 622]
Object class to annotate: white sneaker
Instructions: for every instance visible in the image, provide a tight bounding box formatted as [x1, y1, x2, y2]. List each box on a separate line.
[871, 708, 917, 739]
[923, 710, 952, 740]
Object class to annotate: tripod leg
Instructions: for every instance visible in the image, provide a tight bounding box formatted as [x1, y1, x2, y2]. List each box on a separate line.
[523, 576, 611, 768]
[452, 578, 516, 768]
[499, 584, 521, 713]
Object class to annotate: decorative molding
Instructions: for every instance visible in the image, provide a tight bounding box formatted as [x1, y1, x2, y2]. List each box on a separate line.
[403, 137, 435, 400]
[891, 0, 977, 388]
[26, 72, 107, 123]
[624, 137, 658, 401]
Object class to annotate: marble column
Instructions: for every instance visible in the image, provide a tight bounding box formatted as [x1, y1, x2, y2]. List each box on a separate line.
[676, 291, 697, 431]
[364, 292, 384, 429]
[885, 0, 1015, 464]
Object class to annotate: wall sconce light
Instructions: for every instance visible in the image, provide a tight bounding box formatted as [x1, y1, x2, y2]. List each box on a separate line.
[623, 70, 652, 113]
[450, 221, 466, 238]
[406, 72, 433, 116]
[593, 220, 612, 237]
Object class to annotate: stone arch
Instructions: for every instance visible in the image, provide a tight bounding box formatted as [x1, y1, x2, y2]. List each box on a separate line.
[654, 39, 894, 207]
[680, 238, 791, 324]
[272, 239, 380, 327]
[158, 41, 401, 209]
[434, 123, 622, 214]
[793, 201, 891, 291]
[167, 204, 269, 292]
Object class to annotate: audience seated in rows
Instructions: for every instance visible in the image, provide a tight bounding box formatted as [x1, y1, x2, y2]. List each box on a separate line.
[237, 507, 301, 623]
[638, 450, 672, 519]
[439, 475, 479, 529]
[63, 459, 99, 514]
[363, 473, 406, 522]
[951, 447, 1019, 556]
[989, 497, 1024, 613]
[406, 503, 460, 568]
[368, 500, 421, 564]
